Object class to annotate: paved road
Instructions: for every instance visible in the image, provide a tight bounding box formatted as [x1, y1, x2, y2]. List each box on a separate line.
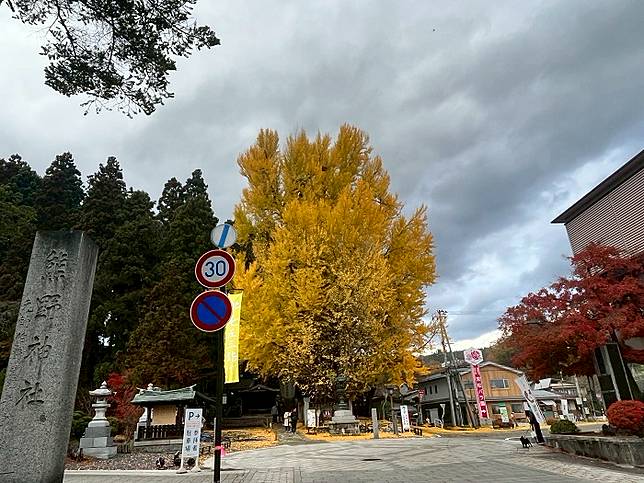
[64, 435, 644, 483]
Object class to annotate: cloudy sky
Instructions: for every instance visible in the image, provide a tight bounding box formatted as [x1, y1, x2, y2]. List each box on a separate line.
[1, 1, 643, 349]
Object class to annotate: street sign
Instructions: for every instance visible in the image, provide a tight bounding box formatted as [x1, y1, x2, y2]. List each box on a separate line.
[400, 405, 411, 431]
[195, 249, 235, 288]
[516, 375, 546, 423]
[190, 291, 232, 332]
[181, 408, 203, 458]
[499, 404, 510, 423]
[463, 347, 484, 365]
[211, 223, 237, 249]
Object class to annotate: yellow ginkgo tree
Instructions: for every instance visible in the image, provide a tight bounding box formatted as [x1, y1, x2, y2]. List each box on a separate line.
[233, 125, 436, 400]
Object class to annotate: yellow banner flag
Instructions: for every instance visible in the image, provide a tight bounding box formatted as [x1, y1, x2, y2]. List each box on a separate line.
[224, 291, 242, 384]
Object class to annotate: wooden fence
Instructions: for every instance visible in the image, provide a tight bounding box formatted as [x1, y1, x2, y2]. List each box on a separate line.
[137, 424, 183, 440]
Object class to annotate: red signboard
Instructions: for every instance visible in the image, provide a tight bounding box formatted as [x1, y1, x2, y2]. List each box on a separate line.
[471, 364, 489, 419]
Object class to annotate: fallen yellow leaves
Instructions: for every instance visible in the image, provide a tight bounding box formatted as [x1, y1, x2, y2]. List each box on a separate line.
[300, 429, 432, 442]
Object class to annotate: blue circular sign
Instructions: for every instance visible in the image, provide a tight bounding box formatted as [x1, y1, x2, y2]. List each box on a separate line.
[190, 291, 232, 332]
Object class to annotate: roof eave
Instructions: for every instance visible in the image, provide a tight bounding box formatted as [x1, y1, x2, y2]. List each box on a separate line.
[552, 149, 644, 224]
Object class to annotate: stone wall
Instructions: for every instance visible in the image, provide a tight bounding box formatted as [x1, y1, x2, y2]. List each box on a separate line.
[133, 439, 182, 452]
[546, 434, 644, 467]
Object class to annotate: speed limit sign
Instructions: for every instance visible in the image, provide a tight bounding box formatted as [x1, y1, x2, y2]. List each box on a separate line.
[194, 249, 235, 288]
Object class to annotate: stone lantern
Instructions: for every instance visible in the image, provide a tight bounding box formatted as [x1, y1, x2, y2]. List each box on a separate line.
[328, 374, 360, 435]
[79, 381, 117, 459]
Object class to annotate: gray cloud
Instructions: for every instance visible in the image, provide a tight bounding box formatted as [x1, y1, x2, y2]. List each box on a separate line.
[2, 0, 643, 345]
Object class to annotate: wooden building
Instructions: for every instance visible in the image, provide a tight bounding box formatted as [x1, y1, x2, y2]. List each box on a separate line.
[552, 149, 644, 405]
[418, 362, 568, 427]
[131, 384, 214, 451]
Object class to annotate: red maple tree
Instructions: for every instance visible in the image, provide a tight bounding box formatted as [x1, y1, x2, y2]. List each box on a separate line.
[107, 372, 143, 439]
[498, 243, 644, 381]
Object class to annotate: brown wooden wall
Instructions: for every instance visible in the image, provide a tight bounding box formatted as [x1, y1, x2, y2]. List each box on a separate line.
[460, 366, 524, 400]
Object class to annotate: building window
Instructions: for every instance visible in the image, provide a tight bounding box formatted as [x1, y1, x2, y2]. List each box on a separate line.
[434, 385, 438, 394]
[511, 403, 524, 413]
[490, 404, 502, 414]
[428, 386, 432, 395]
[463, 381, 474, 389]
[490, 379, 509, 389]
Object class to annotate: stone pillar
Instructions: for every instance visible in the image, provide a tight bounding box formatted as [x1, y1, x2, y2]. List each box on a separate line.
[303, 397, 310, 427]
[371, 408, 379, 439]
[0, 232, 98, 483]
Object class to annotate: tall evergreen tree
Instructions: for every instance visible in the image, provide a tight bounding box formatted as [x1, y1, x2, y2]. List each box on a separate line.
[0, 155, 40, 303]
[36, 152, 84, 230]
[157, 177, 185, 225]
[0, 187, 37, 380]
[0, 154, 42, 206]
[78, 158, 140, 386]
[126, 170, 218, 387]
[79, 157, 128, 250]
[0, 155, 40, 397]
[96, 190, 162, 361]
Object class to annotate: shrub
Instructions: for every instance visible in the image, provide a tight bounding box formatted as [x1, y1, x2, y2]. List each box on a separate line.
[607, 400, 644, 436]
[107, 416, 122, 436]
[549, 419, 579, 434]
[70, 411, 92, 440]
[545, 417, 559, 426]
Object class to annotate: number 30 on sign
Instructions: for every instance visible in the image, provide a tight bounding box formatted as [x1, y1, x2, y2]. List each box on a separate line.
[194, 249, 235, 288]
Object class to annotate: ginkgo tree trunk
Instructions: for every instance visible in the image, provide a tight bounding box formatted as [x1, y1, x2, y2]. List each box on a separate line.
[232, 125, 436, 401]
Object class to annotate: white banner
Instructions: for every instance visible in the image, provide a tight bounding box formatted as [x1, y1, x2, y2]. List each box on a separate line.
[400, 405, 411, 431]
[515, 375, 545, 424]
[306, 409, 317, 428]
[182, 408, 203, 458]
[560, 398, 569, 415]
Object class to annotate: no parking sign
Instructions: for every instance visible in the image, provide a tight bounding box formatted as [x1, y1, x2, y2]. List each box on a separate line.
[190, 290, 232, 332]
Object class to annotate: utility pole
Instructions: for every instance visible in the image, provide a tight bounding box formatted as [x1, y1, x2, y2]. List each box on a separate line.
[437, 313, 457, 427]
[436, 310, 476, 428]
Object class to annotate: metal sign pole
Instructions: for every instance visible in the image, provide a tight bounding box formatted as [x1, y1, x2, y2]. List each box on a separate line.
[213, 325, 224, 483]
[193, 223, 237, 483]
